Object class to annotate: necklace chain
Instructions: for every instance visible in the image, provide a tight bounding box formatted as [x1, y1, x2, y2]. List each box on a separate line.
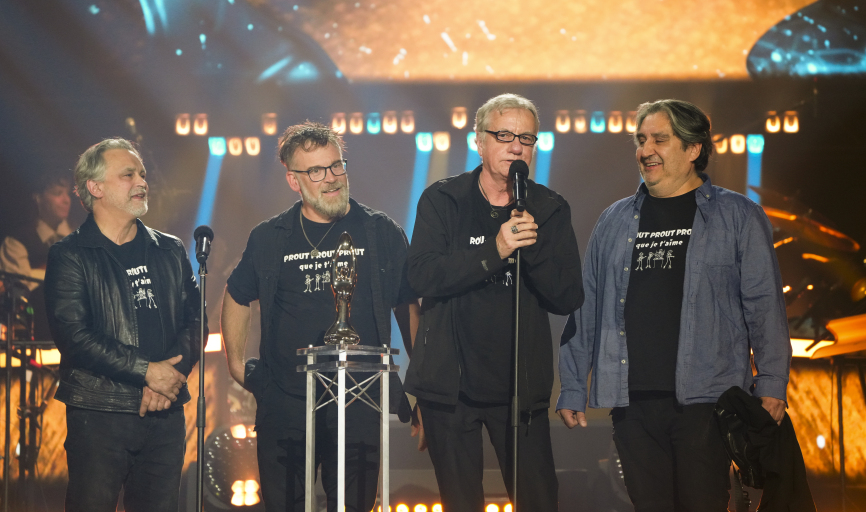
[478, 178, 513, 219]
[299, 212, 338, 258]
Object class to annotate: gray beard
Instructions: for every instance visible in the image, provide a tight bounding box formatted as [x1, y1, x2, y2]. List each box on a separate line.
[301, 184, 349, 220]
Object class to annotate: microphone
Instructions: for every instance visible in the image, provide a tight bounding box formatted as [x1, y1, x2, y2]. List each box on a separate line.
[194, 225, 214, 264]
[510, 160, 529, 212]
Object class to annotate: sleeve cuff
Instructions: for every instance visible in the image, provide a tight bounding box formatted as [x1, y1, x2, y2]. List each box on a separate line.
[753, 378, 788, 404]
[555, 389, 588, 413]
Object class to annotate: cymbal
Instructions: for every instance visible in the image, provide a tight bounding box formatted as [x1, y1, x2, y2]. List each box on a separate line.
[762, 206, 860, 253]
[749, 186, 835, 226]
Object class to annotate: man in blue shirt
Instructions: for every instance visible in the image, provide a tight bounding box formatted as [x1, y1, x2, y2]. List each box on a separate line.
[557, 99, 791, 511]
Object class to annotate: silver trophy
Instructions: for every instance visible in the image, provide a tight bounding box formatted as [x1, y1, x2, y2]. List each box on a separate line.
[323, 232, 360, 345]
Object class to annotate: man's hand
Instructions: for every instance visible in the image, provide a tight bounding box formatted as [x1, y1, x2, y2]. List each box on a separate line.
[410, 403, 427, 452]
[144, 355, 186, 401]
[139, 386, 172, 417]
[760, 396, 786, 425]
[557, 409, 587, 429]
[496, 210, 538, 260]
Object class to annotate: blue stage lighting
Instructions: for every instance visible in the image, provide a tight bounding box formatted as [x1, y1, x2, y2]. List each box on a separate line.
[590, 112, 606, 133]
[208, 137, 226, 156]
[416, 133, 433, 152]
[537, 132, 554, 152]
[367, 113, 382, 135]
[746, 134, 764, 203]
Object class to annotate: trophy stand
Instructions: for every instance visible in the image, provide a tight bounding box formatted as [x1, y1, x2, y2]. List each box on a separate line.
[296, 232, 399, 512]
[296, 344, 400, 512]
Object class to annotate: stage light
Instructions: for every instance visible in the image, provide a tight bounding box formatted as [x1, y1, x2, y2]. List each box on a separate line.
[452, 107, 467, 129]
[415, 133, 433, 152]
[765, 111, 781, 133]
[331, 113, 346, 135]
[383, 111, 398, 134]
[432, 132, 450, 151]
[349, 113, 364, 135]
[228, 137, 243, 156]
[243, 491, 260, 506]
[205, 333, 222, 352]
[555, 110, 571, 133]
[817, 435, 826, 449]
[590, 111, 606, 133]
[414, 505, 428, 512]
[432, 505, 443, 512]
[467, 132, 478, 151]
[367, 113, 382, 135]
[729, 134, 746, 154]
[176, 114, 191, 135]
[802, 253, 830, 263]
[607, 111, 623, 133]
[262, 113, 278, 135]
[573, 110, 588, 134]
[747, 134, 765, 154]
[208, 137, 226, 156]
[783, 285, 791, 293]
[486, 505, 499, 512]
[783, 111, 799, 133]
[537, 132, 554, 152]
[245, 137, 260, 156]
[396, 505, 409, 512]
[401, 111, 415, 133]
[713, 134, 728, 154]
[378, 507, 393, 512]
[244, 480, 259, 493]
[626, 111, 638, 133]
[193, 114, 208, 136]
[231, 424, 248, 439]
[504, 505, 512, 512]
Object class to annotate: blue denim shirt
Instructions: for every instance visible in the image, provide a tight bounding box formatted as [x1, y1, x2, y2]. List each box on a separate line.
[557, 175, 791, 412]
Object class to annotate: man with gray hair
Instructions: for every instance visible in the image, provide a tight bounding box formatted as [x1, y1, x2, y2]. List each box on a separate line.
[557, 99, 790, 510]
[405, 93, 584, 510]
[45, 138, 202, 511]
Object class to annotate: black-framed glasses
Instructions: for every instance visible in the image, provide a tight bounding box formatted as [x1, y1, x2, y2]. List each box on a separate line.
[291, 159, 348, 182]
[485, 130, 538, 146]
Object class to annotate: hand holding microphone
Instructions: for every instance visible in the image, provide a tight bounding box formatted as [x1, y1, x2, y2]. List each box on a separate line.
[495, 160, 536, 259]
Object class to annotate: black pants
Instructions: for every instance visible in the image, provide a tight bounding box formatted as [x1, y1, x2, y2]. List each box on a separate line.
[420, 394, 558, 512]
[255, 383, 380, 512]
[612, 395, 731, 512]
[64, 405, 186, 512]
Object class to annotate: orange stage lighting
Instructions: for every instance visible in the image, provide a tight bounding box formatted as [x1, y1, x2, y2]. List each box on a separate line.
[766, 111, 781, 133]
[783, 111, 799, 133]
[193, 114, 208, 136]
[400, 111, 415, 133]
[349, 113, 364, 134]
[383, 111, 398, 134]
[228, 137, 243, 156]
[573, 110, 587, 134]
[607, 111, 623, 133]
[729, 134, 745, 154]
[451, 107, 467, 129]
[262, 113, 278, 135]
[433, 132, 450, 151]
[626, 111, 638, 133]
[555, 110, 571, 133]
[331, 113, 347, 135]
[802, 253, 830, 263]
[176, 114, 191, 135]
[245, 137, 261, 156]
[205, 333, 222, 352]
[713, 134, 728, 154]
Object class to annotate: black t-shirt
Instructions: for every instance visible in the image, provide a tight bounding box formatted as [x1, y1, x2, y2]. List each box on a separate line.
[456, 178, 517, 404]
[624, 191, 697, 392]
[268, 206, 380, 396]
[105, 227, 165, 361]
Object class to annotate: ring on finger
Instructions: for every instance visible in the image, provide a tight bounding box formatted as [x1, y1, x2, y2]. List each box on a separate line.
[511, 225, 519, 234]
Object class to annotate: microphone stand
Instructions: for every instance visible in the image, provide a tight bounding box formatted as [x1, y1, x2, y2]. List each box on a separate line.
[511, 246, 521, 512]
[196, 257, 208, 512]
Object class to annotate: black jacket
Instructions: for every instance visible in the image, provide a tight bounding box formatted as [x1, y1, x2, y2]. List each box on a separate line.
[45, 215, 203, 413]
[716, 386, 816, 512]
[405, 167, 584, 410]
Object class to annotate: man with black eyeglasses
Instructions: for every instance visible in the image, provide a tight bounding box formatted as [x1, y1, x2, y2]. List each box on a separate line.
[405, 94, 584, 511]
[220, 121, 419, 512]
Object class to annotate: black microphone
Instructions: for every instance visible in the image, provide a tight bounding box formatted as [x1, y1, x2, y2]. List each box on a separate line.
[510, 160, 529, 212]
[193, 225, 214, 264]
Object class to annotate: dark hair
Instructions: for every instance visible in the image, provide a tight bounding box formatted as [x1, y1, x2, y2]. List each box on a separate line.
[33, 170, 71, 195]
[634, 99, 713, 172]
[277, 121, 346, 169]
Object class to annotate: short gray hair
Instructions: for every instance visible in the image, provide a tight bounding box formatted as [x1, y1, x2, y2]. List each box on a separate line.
[474, 93, 540, 139]
[634, 99, 713, 172]
[74, 138, 141, 212]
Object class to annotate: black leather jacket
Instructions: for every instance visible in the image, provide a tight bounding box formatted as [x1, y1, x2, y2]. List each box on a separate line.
[45, 215, 203, 413]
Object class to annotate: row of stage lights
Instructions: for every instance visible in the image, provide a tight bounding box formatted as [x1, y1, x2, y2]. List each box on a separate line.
[177, 109, 799, 139]
[375, 505, 512, 512]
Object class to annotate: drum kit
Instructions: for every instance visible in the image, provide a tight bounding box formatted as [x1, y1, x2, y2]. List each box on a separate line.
[0, 271, 59, 512]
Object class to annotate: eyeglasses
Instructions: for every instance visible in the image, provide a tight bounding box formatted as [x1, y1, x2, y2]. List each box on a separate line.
[291, 159, 348, 182]
[485, 130, 538, 146]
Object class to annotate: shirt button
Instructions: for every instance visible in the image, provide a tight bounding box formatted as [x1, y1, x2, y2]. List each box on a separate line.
[634, 215, 639, 219]
[621, 359, 627, 364]
[628, 238, 633, 242]
[624, 267, 629, 271]
[620, 298, 625, 303]
[705, 194, 710, 198]
[619, 331, 625, 336]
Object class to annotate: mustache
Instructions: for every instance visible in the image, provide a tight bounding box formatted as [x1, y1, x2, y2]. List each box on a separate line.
[129, 188, 148, 198]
